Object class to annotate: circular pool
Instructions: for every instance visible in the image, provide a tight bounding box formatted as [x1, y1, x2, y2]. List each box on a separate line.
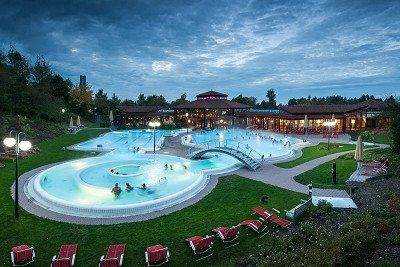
[109, 164, 142, 177]
[26, 150, 240, 218]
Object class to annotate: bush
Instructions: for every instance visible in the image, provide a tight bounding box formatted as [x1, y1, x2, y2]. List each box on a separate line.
[314, 200, 334, 215]
[318, 143, 339, 150]
[349, 130, 375, 142]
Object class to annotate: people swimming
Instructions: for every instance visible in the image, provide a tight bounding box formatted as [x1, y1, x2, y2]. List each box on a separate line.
[126, 183, 133, 191]
[169, 164, 173, 170]
[165, 164, 168, 170]
[111, 183, 122, 196]
[140, 183, 147, 190]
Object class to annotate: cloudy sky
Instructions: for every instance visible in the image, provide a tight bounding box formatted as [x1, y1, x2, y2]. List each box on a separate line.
[1, 0, 399, 103]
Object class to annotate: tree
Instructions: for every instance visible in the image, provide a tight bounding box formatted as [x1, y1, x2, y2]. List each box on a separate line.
[32, 56, 52, 84]
[266, 89, 277, 108]
[232, 94, 257, 107]
[70, 84, 94, 116]
[387, 100, 400, 154]
[94, 89, 109, 115]
[109, 93, 121, 110]
[171, 93, 189, 106]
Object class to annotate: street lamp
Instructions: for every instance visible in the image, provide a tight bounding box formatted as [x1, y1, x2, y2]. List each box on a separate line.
[149, 121, 161, 153]
[187, 119, 191, 134]
[322, 120, 336, 150]
[3, 131, 32, 219]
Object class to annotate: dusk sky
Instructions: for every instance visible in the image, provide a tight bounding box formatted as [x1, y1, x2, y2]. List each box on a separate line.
[1, 0, 399, 104]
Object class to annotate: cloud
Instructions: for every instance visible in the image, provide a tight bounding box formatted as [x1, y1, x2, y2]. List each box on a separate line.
[0, 0, 399, 103]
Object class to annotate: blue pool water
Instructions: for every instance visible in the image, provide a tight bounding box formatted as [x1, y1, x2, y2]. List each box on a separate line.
[73, 129, 181, 151]
[187, 129, 300, 159]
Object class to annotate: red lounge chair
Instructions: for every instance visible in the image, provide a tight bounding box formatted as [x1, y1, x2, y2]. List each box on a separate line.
[252, 206, 291, 228]
[99, 244, 125, 267]
[51, 244, 77, 267]
[361, 159, 387, 168]
[361, 166, 387, 176]
[185, 235, 213, 260]
[212, 224, 241, 247]
[145, 244, 170, 266]
[11, 245, 35, 266]
[241, 218, 269, 237]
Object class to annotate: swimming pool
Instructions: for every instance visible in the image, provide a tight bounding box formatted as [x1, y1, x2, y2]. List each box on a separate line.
[27, 150, 239, 217]
[71, 129, 183, 151]
[185, 129, 303, 162]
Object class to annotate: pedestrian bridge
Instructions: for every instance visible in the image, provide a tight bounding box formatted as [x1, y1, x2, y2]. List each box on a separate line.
[189, 141, 262, 171]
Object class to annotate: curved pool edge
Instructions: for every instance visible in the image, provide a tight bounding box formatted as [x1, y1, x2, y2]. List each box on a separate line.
[23, 155, 243, 220]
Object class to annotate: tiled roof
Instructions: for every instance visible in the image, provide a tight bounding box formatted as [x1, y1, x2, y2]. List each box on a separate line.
[196, 90, 228, 98]
[279, 102, 370, 115]
[173, 98, 251, 109]
[116, 106, 164, 113]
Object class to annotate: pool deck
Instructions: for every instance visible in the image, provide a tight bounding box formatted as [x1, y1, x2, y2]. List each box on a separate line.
[16, 130, 388, 224]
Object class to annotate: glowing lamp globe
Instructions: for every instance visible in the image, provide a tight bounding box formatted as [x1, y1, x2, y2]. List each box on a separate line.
[19, 141, 32, 151]
[3, 137, 16, 148]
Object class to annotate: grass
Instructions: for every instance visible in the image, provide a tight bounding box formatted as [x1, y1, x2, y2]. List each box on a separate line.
[275, 142, 356, 168]
[293, 155, 357, 189]
[372, 133, 392, 145]
[0, 129, 306, 266]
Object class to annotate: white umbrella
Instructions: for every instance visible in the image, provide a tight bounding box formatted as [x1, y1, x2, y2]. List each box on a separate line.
[109, 110, 114, 122]
[331, 114, 335, 122]
[354, 135, 364, 168]
[69, 117, 74, 128]
[77, 116, 81, 127]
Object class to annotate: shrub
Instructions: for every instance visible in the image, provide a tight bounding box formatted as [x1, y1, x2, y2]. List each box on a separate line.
[318, 143, 339, 150]
[314, 200, 334, 215]
[388, 197, 400, 212]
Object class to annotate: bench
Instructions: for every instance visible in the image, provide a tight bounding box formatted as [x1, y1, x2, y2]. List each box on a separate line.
[284, 198, 312, 224]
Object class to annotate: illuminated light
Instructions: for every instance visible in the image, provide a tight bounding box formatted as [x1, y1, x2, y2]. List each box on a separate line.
[3, 137, 16, 148]
[322, 121, 336, 127]
[19, 141, 32, 151]
[351, 119, 356, 124]
[61, 108, 66, 113]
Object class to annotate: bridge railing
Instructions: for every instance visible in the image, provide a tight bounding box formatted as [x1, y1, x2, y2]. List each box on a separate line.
[187, 139, 264, 163]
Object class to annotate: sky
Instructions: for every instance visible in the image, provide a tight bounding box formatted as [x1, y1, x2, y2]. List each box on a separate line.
[1, 0, 399, 104]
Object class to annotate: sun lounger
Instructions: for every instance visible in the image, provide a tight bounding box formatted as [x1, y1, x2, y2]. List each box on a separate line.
[361, 166, 387, 176]
[361, 159, 387, 168]
[51, 244, 77, 267]
[212, 224, 241, 247]
[185, 235, 213, 260]
[241, 218, 269, 237]
[99, 244, 125, 267]
[11, 245, 35, 266]
[252, 206, 291, 228]
[145, 244, 170, 266]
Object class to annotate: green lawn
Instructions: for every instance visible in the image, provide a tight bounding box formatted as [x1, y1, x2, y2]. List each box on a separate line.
[293, 156, 357, 189]
[275, 142, 356, 168]
[0, 129, 306, 266]
[372, 133, 392, 145]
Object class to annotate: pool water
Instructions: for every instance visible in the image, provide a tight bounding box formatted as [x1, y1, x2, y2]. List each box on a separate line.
[73, 129, 182, 151]
[187, 129, 301, 159]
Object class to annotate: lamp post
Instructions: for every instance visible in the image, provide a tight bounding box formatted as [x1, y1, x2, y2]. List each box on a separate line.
[149, 121, 161, 153]
[3, 131, 32, 219]
[187, 119, 191, 134]
[322, 121, 336, 150]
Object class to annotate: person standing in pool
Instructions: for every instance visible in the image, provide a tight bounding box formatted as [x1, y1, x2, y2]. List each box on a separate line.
[126, 183, 133, 191]
[111, 183, 122, 196]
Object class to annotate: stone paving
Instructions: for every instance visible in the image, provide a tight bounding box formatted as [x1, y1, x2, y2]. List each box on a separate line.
[15, 131, 387, 224]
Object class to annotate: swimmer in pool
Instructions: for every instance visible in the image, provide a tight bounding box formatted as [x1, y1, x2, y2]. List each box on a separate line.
[140, 183, 147, 190]
[111, 183, 122, 196]
[126, 183, 133, 191]
[165, 164, 168, 170]
[170, 164, 173, 170]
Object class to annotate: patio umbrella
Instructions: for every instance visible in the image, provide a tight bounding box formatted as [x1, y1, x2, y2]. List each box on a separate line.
[331, 114, 335, 122]
[109, 110, 114, 122]
[77, 116, 81, 127]
[69, 117, 74, 128]
[354, 135, 364, 168]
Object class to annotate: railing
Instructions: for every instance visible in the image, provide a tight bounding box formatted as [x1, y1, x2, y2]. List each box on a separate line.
[187, 139, 264, 163]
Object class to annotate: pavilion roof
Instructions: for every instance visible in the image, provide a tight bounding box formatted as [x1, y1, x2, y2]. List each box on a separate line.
[196, 90, 228, 98]
[173, 98, 251, 109]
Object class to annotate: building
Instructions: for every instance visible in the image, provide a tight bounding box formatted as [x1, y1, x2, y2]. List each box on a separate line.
[114, 90, 389, 132]
[115, 106, 174, 127]
[79, 75, 86, 86]
[173, 90, 251, 129]
[236, 100, 389, 134]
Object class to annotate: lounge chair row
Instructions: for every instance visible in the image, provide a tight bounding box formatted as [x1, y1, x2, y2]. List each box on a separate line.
[9, 206, 291, 266]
